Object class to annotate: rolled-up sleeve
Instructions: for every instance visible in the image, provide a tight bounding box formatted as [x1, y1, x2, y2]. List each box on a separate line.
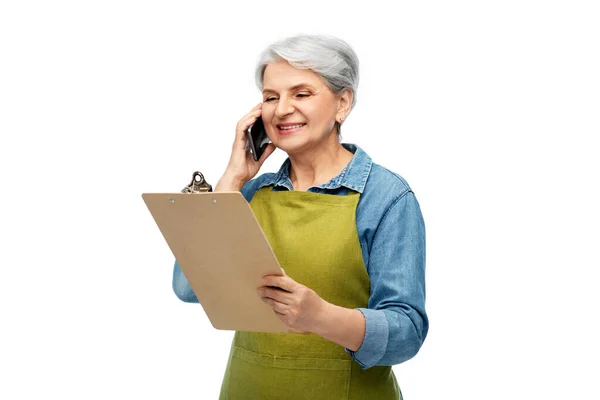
[346, 190, 428, 369]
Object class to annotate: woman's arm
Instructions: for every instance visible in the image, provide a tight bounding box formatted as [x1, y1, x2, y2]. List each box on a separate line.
[312, 304, 366, 352]
[170, 103, 275, 303]
[347, 190, 428, 369]
[258, 191, 427, 367]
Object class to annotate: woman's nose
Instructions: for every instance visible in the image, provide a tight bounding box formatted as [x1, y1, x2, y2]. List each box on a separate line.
[275, 97, 294, 118]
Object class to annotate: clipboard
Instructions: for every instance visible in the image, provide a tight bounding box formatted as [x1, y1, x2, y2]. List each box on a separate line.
[142, 190, 289, 333]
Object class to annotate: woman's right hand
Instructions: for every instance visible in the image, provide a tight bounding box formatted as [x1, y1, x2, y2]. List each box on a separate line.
[215, 103, 276, 192]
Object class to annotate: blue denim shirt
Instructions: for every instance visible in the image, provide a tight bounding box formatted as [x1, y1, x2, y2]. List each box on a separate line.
[172, 143, 428, 369]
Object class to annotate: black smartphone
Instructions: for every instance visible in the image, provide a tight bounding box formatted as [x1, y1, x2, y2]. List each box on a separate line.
[245, 116, 270, 161]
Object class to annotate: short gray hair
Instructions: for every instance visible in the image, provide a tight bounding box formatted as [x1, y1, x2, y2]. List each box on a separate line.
[255, 35, 360, 110]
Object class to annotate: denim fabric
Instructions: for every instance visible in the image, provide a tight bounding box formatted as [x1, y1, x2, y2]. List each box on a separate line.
[172, 143, 428, 369]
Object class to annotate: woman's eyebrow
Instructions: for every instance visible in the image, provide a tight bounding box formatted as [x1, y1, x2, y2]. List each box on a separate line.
[288, 83, 315, 91]
[262, 83, 316, 94]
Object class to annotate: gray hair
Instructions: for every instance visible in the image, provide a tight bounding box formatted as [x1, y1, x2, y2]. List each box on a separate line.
[255, 35, 360, 136]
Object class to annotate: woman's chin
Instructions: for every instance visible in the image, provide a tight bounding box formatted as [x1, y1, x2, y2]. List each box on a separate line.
[275, 137, 309, 153]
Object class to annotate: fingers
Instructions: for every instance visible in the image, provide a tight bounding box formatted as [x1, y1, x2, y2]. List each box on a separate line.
[258, 286, 292, 305]
[235, 104, 263, 144]
[235, 113, 262, 150]
[262, 275, 296, 292]
[261, 295, 288, 315]
[221, 103, 267, 186]
[239, 108, 262, 131]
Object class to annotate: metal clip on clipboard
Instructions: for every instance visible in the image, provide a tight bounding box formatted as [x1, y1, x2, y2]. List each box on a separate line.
[181, 171, 213, 193]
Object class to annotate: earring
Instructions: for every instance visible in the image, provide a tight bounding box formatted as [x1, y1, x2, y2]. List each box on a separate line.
[339, 116, 344, 122]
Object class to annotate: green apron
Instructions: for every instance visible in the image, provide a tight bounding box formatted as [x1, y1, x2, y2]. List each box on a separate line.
[219, 187, 401, 399]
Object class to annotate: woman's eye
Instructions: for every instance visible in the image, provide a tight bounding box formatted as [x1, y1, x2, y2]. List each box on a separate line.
[264, 97, 277, 102]
[296, 93, 310, 98]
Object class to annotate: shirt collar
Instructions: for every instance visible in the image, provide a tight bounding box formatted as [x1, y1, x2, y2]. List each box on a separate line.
[257, 143, 373, 193]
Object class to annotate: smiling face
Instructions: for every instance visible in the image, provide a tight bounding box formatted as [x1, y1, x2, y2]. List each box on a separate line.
[261, 60, 349, 155]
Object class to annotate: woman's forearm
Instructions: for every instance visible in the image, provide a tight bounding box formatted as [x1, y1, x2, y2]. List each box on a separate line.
[312, 302, 366, 352]
[215, 174, 245, 192]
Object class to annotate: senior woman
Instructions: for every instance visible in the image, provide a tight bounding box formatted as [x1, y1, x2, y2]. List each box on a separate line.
[172, 34, 428, 400]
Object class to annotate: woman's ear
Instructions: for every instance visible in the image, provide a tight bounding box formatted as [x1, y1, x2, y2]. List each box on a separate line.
[337, 89, 353, 121]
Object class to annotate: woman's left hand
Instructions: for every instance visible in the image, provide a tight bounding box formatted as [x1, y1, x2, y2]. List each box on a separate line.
[258, 272, 328, 334]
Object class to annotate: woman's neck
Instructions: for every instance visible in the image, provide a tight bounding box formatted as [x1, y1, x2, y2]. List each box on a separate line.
[287, 137, 354, 192]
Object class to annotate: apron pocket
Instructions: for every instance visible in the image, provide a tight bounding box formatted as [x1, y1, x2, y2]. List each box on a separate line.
[222, 346, 352, 400]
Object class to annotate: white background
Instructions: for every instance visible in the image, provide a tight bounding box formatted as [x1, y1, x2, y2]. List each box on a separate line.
[1, 1, 599, 399]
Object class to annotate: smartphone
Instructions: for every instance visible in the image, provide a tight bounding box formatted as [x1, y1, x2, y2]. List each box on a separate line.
[245, 116, 270, 161]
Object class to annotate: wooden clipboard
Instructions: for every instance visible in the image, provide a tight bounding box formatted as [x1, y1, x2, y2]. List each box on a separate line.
[142, 191, 289, 333]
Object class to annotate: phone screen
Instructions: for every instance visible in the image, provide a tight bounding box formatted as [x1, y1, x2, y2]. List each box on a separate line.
[245, 117, 270, 161]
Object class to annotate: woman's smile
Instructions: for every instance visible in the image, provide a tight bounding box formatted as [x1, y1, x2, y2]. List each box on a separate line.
[276, 122, 306, 135]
